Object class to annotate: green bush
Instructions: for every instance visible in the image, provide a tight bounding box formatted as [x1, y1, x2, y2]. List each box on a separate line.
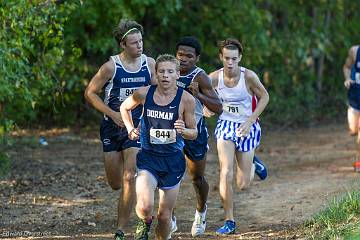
[1, 0, 360, 129]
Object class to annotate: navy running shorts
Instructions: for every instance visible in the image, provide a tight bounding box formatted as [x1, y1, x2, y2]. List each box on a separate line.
[348, 84, 360, 111]
[183, 117, 209, 161]
[136, 149, 186, 189]
[99, 118, 140, 152]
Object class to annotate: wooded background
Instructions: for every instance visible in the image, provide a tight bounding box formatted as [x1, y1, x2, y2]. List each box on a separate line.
[1, 0, 360, 132]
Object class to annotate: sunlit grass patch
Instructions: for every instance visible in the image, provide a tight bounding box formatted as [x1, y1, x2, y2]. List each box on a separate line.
[303, 190, 360, 239]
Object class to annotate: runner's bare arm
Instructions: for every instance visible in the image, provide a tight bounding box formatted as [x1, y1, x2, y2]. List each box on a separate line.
[202, 70, 221, 117]
[120, 86, 149, 139]
[209, 70, 220, 89]
[343, 46, 357, 89]
[147, 57, 157, 85]
[175, 92, 197, 140]
[246, 69, 269, 123]
[84, 60, 124, 126]
[236, 70, 269, 137]
[190, 72, 223, 114]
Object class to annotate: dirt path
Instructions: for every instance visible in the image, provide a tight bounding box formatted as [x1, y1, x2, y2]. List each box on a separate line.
[1, 123, 360, 239]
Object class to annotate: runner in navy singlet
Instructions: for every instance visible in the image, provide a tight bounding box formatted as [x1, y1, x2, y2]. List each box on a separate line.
[84, 19, 156, 240]
[343, 45, 360, 163]
[120, 54, 197, 240]
[174, 36, 222, 237]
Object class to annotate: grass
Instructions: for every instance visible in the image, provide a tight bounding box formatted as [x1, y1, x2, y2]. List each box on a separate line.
[0, 133, 39, 178]
[303, 190, 360, 239]
[0, 151, 10, 177]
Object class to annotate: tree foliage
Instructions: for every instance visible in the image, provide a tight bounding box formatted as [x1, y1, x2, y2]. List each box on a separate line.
[0, 0, 77, 129]
[1, 0, 360, 129]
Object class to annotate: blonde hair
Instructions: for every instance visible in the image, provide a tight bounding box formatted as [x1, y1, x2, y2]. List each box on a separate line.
[155, 54, 180, 71]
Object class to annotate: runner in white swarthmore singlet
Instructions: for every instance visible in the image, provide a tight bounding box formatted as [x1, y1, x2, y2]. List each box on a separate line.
[209, 38, 269, 236]
[215, 67, 261, 152]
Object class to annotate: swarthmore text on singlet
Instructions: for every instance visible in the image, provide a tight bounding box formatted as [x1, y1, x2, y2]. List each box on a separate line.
[147, 109, 174, 120]
[121, 77, 146, 83]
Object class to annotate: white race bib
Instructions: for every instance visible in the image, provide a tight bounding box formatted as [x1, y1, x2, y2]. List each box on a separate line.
[356, 73, 360, 84]
[119, 87, 138, 101]
[150, 128, 177, 144]
[223, 102, 246, 116]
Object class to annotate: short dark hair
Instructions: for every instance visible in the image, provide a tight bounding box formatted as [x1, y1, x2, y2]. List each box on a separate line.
[155, 54, 180, 71]
[219, 38, 243, 55]
[113, 19, 144, 45]
[176, 36, 202, 56]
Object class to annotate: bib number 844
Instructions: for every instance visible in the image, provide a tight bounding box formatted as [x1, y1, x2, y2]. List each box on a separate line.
[150, 128, 176, 144]
[155, 130, 171, 138]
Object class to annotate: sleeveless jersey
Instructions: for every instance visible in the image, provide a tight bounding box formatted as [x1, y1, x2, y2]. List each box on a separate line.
[103, 54, 151, 121]
[351, 47, 360, 84]
[140, 85, 184, 154]
[177, 67, 204, 124]
[216, 67, 253, 123]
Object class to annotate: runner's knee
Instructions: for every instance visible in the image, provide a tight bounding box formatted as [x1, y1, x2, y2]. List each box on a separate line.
[236, 176, 250, 190]
[136, 201, 153, 217]
[190, 174, 207, 186]
[122, 170, 136, 184]
[220, 169, 233, 182]
[103, 154, 122, 190]
[349, 127, 358, 136]
[107, 179, 121, 190]
[236, 179, 246, 189]
[350, 131, 358, 136]
[157, 209, 171, 224]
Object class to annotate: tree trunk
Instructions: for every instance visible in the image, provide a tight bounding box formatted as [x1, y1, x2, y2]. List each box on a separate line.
[316, 7, 331, 105]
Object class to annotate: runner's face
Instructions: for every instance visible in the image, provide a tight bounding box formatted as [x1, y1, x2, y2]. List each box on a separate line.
[123, 32, 143, 58]
[156, 62, 180, 89]
[220, 48, 242, 73]
[176, 45, 198, 73]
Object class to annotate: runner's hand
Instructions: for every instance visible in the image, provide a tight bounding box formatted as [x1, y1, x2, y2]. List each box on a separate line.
[174, 119, 185, 135]
[344, 78, 355, 89]
[189, 81, 199, 97]
[236, 121, 252, 138]
[128, 128, 140, 140]
[110, 111, 124, 127]
[203, 106, 215, 117]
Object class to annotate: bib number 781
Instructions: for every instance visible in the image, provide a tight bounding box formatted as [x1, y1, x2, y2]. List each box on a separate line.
[223, 102, 245, 116]
[227, 105, 239, 113]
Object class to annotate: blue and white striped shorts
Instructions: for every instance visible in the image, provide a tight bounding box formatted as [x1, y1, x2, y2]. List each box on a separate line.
[214, 119, 261, 152]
